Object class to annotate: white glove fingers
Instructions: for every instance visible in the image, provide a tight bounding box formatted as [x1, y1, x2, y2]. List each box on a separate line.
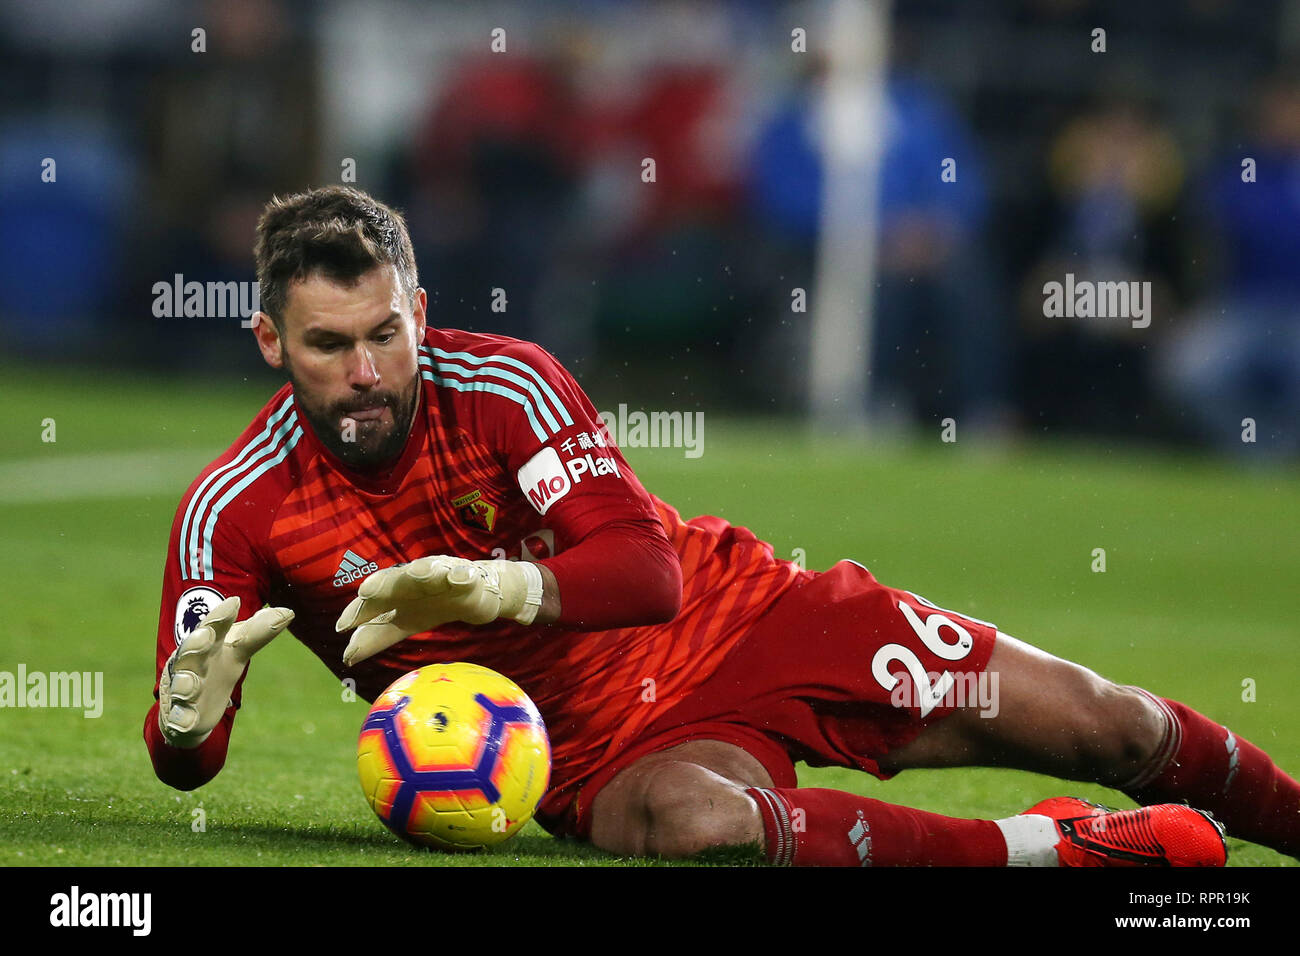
[335, 594, 381, 632]
[199, 595, 241, 642]
[174, 626, 215, 672]
[355, 565, 405, 601]
[333, 554, 506, 641]
[390, 558, 456, 597]
[341, 620, 412, 667]
[350, 565, 436, 610]
[337, 603, 399, 634]
[226, 606, 293, 660]
[167, 671, 200, 702]
[445, 563, 478, 589]
[340, 561, 456, 632]
[164, 702, 196, 734]
[173, 595, 240, 676]
[408, 555, 461, 582]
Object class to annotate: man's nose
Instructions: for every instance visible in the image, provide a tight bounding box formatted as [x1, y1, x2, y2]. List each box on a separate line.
[348, 344, 380, 388]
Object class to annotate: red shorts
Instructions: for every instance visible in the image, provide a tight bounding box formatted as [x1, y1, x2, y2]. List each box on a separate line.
[543, 560, 1001, 839]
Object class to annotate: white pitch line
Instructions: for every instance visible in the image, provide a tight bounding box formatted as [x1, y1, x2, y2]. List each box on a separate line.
[0, 449, 219, 504]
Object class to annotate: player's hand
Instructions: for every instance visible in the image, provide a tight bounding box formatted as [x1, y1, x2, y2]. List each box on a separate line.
[335, 556, 544, 666]
[157, 596, 294, 749]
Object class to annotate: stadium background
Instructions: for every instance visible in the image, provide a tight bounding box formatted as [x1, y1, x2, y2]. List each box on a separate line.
[0, 0, 1296, 866]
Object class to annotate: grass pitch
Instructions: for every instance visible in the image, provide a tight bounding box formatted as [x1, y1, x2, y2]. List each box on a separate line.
[0, 364, 1296, 866]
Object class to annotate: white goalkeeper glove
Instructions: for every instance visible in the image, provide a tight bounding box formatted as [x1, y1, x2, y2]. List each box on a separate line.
[157, 596, 294, 748]
[335, 556, 545, 666]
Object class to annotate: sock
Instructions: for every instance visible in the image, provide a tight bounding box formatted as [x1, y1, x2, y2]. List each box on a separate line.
[1122, 690, 1300, 859]
[995, 813, 1062, 866]
[746, 787, 1010, 866]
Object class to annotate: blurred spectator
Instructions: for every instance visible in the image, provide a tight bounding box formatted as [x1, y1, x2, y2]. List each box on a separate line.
[405, 53, 583, 349]
[583, 62, 750, 357]
[1, 0, 1293, 458]
[0, 119, 134, 354]
[747, 67, 1009, 426]
[130, 0, 318, 368]
[1016, 100, 1188, 437]
[1157, 71, 1300, 458]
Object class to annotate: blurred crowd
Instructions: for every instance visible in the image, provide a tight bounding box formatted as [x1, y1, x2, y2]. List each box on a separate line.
[1, 0, 1298, 457]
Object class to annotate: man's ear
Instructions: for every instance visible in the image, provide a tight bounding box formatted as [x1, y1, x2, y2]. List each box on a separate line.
[412, 288, 428, 343]
[251, 312, 284, 368]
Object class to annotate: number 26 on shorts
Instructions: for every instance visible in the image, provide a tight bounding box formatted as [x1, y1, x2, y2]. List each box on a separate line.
[870, 594, 978, 719]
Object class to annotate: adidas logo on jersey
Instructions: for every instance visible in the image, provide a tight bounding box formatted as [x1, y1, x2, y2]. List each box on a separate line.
[333, 549, 379, 587]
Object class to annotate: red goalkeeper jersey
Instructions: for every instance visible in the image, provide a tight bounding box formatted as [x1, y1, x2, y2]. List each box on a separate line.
[147, 327, 801, 819]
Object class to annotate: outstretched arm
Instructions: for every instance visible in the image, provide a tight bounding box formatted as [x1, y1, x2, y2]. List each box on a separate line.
[336, 517, 681, 666]
[147, 479, 280, 790]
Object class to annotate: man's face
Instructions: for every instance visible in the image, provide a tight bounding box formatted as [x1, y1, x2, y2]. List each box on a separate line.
[253, 265, 427, 469]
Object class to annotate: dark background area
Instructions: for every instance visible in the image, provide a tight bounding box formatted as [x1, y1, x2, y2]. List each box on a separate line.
[2, 0, 1298, 457]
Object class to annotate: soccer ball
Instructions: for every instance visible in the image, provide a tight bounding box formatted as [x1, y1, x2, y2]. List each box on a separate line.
[357, 662, 551, 851]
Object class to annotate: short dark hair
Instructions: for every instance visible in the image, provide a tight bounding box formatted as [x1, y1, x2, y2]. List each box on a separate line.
[253, 185, 418, 329]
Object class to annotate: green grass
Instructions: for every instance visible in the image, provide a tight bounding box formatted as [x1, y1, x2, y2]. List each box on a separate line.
[0, 364, 1296, 866]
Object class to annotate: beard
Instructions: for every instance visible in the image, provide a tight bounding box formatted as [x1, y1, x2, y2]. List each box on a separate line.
[287, 363, 421, 470]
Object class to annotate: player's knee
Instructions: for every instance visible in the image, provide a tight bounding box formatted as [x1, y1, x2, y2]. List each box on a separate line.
[1069, 678, 1163, 781]
[640, 761, 764, 859]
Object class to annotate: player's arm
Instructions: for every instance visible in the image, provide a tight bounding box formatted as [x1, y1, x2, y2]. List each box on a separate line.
[337, 340, 681, 665]
[511, 533, 680, 628]
[145, 490, 289, 790]
[511, 348, 683, 628]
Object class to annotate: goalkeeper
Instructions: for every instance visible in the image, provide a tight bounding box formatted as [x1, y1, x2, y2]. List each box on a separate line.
[148, 185, 1300, 867]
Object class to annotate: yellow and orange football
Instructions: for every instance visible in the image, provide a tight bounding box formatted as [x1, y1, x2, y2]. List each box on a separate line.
[357, 663, 551, 850]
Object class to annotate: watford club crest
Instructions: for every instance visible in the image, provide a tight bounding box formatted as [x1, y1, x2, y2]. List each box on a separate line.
[451, 489, 497, 533]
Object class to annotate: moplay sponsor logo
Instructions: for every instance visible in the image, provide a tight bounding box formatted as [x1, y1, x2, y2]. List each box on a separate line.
[49, 886, 151, 936]
[566, 451, 621, 481]
[0, 666, 102, 718]
[519, 447, 571, 515]
[518, 445, 623, 515]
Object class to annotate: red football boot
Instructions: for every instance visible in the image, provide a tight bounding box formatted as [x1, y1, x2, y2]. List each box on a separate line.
[1023, 798, 1227, 867]
[1023, 796, 1108, 819]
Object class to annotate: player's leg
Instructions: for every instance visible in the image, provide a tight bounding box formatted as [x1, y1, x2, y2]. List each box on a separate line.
[877, 632, 1163, 783]
[583, 557, 1234, 866]
[588, 738, 1016, 865]
[880, 632, 1300, 859]
[586, 737, 1222, 866]
[587, 740, 770, 858]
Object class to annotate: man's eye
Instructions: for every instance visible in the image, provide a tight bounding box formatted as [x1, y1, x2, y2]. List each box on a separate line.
[317, 341, 345, 353]
[374, 332, 396, 345]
